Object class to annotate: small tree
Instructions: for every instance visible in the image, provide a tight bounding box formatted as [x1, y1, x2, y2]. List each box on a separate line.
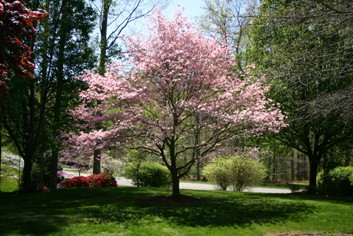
[68, 9, 285, 197]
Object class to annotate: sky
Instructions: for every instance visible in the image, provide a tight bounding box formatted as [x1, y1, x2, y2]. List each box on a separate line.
[164, 0, 205, 20]
[127, 0, 205, 35]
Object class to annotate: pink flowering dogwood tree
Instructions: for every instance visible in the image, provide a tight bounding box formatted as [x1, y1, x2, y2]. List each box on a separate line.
[64, 9, 285, 197]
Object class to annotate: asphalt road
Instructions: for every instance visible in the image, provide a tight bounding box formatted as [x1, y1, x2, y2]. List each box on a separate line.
[62, 169, 292, 194]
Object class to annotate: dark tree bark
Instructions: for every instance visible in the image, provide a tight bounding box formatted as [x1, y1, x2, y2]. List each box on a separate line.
[48, 0, 68, 190]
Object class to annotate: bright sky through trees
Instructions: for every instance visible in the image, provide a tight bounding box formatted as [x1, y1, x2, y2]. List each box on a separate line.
[165, 0, 204, 19]
[127, 0, 204, 35]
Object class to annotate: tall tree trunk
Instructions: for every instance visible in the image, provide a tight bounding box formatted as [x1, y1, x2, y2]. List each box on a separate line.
[21, 78, 36, 191]
[49, 0, 68, 189]
[98, 0, 110, 75]
[22, 156, 33, 191]
[93, 0, 111, 174]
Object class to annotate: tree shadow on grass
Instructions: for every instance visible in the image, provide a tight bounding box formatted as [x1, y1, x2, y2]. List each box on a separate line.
[79, 189, 315, 228]
[0, 187, 155, 235]
[0, 192, 71, 235]
[0, 188, 316, 235]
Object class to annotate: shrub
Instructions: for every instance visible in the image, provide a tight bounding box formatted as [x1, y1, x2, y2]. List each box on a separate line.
[59, 174, 117, 189]
[317, 166, 353, 196]
[123, 161, 171, 187]
[87, 173, 118, 187]
[204, 155, 266, 191]
[59, 176, 90, 188]
[203, 158, 231, 190]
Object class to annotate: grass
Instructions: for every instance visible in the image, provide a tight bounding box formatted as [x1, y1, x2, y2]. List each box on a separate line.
[0, 176, 19, 192]
[0, 164, 20, 192]
[0, 187, 352, 236]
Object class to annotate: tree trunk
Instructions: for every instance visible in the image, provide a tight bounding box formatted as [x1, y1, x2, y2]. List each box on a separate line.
[169, 137, 181, 198]
[21, 78, 36, 191]
[93, 149, 101, 174]
[98, 0, 110, 76]
[92, 0, 111, 174]
[171, 168, 180, 198]
[196, 159, 201, 181]
[48, 0, 68, 189]
[272, 151, 277, 181]
[308, 157, 320, 193]
[22, 157, 33, 191]
[290, 150, 295, 182]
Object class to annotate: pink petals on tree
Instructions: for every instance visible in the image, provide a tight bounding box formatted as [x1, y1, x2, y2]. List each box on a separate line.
[62, 9, 286, 180]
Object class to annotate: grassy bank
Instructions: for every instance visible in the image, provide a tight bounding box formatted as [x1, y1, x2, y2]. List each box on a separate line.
[0, 187, 352, 235]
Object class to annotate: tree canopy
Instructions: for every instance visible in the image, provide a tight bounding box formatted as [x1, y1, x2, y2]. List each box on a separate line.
[64, 9, 285, 197]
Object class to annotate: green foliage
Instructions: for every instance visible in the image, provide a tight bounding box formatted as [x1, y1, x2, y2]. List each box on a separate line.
[248, 0, 353, 192]
[317, 166, 353, 196]
[204, 155, 266, 191]
[203, 158, 231, 190]
[123, 161, 171, 187]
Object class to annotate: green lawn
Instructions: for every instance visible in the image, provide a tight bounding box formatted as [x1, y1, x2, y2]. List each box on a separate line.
[0, 164, 20, 192]
[0, 176, 19, 192]
[0, 187, 352, 236]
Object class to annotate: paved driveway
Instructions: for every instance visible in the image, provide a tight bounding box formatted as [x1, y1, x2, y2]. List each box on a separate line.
[63, 169, 292, 194]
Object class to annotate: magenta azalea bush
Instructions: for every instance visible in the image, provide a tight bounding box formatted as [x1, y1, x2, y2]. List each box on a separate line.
[59, 173, 117, 188]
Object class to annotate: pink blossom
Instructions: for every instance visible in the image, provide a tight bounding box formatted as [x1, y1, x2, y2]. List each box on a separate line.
[62, 9, 286, 194]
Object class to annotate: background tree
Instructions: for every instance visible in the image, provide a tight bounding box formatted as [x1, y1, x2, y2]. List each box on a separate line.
[249, 0, 353, 191]
[200, 0, 258, 69]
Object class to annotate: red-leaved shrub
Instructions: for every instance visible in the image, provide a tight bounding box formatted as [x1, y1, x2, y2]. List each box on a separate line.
[59, 173, 117, 188]
[87, 173, 118, 187]
[59, 176, 90, 188]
